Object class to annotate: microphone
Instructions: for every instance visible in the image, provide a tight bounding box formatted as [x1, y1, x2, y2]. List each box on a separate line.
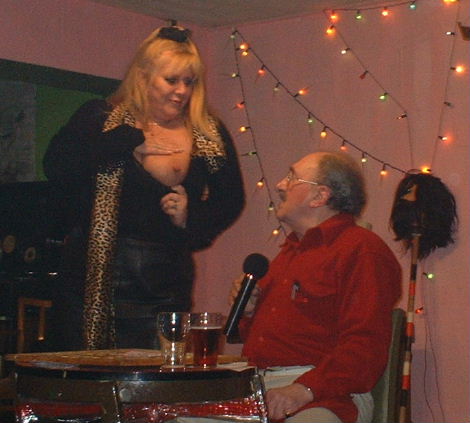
[224, 253, 269, 343]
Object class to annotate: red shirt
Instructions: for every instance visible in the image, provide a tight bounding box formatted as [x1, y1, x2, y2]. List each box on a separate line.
[241, 214, 402, 423]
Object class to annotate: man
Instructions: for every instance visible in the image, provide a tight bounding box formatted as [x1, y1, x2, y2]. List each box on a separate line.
[236, 151, 402, 422]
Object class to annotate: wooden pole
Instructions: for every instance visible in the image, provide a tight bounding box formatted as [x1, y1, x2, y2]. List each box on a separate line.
[399, 233, 420, 423]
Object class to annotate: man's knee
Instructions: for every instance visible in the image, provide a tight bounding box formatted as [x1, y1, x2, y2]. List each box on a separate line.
[287, 406, 343, 423]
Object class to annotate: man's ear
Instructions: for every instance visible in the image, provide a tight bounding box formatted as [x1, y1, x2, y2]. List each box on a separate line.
[309, 186, 331, 207]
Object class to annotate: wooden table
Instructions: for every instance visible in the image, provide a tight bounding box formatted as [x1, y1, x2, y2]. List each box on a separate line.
[7, 349, 267, 423]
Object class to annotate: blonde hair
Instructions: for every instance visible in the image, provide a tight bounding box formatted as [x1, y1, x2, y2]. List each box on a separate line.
[109, 27, 216, 138]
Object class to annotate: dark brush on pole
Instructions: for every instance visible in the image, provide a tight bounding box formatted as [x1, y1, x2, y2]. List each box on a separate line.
[224, 253, 269, 344]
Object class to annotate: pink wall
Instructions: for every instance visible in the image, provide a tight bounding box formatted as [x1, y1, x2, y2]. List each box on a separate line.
[0, 0, 160, 78]
[1, 0, 468, 422]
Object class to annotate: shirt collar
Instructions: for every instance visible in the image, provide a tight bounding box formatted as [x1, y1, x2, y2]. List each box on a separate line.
[282, 213, 356, 251]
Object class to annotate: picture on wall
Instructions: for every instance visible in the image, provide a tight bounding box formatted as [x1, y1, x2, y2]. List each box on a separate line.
[0, 80, 37, 184]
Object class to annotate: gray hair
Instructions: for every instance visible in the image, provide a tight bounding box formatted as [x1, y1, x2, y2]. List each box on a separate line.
[315, 152, 366, 216]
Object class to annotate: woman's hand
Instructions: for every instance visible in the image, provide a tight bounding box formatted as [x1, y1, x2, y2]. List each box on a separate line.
[134, 121, 185, 157]
[134, 141, 183, 157]
[160, 185, 188, 228]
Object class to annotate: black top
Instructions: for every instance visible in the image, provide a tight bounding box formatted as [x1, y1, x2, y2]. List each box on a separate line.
[43, 99, 245, 252]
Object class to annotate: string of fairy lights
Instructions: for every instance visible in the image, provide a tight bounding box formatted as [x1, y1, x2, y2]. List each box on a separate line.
[229, 0, 465, 237]
[322, 6, 415, 170]
[324, 0, 465, 171]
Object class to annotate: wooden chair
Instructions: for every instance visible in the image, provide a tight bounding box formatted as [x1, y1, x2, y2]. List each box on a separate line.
[0, 297, 52, 422]
[371, 308, 408, 423]
[16, 297, 52, 354]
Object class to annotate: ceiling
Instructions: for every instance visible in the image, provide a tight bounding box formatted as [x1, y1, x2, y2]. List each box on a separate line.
[90, 0, 386, 28]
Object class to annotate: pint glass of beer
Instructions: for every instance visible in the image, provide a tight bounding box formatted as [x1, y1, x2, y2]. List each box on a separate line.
[190, 312, 223, 367]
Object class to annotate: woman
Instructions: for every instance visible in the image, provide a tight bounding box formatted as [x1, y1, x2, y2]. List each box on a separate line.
[43, 26, 245, 350]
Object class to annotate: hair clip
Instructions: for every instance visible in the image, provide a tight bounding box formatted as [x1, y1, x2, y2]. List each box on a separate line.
[157, 27, 191, 43]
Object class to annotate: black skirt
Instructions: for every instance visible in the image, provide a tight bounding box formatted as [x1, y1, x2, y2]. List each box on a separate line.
[113, 237, 194, 349]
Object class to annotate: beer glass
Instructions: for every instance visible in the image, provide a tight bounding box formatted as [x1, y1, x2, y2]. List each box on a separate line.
[190, 312, 223, 367]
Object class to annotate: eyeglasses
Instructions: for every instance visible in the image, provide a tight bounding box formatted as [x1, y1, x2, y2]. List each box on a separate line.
[284, 170, 320, 187]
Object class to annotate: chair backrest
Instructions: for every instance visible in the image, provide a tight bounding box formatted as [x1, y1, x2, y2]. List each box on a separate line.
[16, 297, 52, 353]
[371, 308, 407, 423]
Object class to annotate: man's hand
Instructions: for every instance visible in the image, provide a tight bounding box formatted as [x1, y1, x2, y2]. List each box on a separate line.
[228, 274, 260, 316]
[265, 383, 314, 421]
[228, 274, 244, 306]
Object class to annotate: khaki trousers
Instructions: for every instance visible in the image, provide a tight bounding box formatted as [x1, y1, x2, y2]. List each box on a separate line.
[171, 366, 373, 423]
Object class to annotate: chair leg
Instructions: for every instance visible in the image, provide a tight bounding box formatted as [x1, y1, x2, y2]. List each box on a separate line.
[16, 300, 26, 354]
[38, 308, 47, 342]
[16, 298, 52, 353]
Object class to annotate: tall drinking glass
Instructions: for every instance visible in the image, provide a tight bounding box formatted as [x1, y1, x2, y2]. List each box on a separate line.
[157, 312, 190, 367]
[190, 312, 224, 367]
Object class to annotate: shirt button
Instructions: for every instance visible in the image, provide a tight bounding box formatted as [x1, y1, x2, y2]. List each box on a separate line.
[258, 336, 265, 342]
[271, 307, 276, 312]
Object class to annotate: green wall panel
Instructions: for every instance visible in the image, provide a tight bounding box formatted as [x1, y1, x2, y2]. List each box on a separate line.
[35, 86, 101, 180]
